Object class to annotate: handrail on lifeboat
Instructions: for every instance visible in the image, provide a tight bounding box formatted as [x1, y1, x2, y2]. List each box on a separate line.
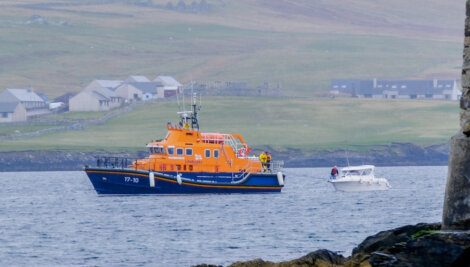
[94, 156, 140, 170]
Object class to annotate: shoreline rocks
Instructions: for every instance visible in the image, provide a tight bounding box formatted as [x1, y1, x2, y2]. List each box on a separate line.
[0, 142, 449, 172]
[195, 223, 469, 267]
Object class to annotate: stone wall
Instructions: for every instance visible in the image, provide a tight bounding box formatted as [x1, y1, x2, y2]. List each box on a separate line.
[442, 0, 470, 230]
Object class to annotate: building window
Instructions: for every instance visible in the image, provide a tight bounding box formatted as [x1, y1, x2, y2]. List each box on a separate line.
[205, 149, 211, 158]
[1, 112, 8, 118]
[185, 148, 193, 156]
[213, 149, 219, 158]
[425, 94, 433, 99]
[167, 147, 174, 155]
[176, 148, 184, 156]
[410, 94, 417, 99]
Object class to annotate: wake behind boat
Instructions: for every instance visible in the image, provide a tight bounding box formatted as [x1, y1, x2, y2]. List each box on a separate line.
[328, 165, 390, 192]
[85, 95, 285, 194]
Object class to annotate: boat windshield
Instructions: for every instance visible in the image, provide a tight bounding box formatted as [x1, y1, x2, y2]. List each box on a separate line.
[343, 168, 372, 176]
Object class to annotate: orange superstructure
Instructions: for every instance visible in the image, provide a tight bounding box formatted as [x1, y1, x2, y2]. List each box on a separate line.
[132, 103, 262, 174]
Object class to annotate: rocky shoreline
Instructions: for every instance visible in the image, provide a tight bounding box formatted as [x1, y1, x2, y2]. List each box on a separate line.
[0, 142, 449, 172]
[196, 223, 469, 267]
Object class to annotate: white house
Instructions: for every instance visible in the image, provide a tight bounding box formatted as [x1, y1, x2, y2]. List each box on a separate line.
[69, 87, 122, 112]
[0, 102, 27, 123]
[84, 80, 123, 92]
[154, 76, 182, 98]
[125, 75, 150, 83]
[0, 88, 50, 117]
[115, 82, 162, 101]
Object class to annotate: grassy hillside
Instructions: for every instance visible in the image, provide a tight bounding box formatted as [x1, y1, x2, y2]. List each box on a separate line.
[0, 0, 464, 97]
[0, 97, 460, 152]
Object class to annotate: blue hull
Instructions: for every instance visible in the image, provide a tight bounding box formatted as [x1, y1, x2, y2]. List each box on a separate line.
[85, 168, 284, 194]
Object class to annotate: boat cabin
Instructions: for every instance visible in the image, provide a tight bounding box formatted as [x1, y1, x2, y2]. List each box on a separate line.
[341, 165, 375, 177]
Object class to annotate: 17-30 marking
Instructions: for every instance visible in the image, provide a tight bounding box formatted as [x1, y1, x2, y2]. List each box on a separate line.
[124, 176, 139, 183]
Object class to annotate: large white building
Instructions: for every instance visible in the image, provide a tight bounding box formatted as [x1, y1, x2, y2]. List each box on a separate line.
[154, 76, 182, 98]
[331, 79, 462, 100]
[69, 87, 123, 112]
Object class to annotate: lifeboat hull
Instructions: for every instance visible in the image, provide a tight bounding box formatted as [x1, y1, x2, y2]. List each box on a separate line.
[85, 167, 284, 194]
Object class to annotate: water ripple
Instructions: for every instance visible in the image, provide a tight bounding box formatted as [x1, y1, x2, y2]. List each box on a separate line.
[0, 167, 446, 266]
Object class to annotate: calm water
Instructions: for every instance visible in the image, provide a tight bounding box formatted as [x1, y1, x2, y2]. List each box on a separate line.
[0, 167, 446, 266]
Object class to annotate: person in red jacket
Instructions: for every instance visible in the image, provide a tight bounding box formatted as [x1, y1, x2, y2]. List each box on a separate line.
[330, 166, 339, 179]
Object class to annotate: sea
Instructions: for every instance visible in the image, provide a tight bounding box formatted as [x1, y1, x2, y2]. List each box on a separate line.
[0, 166, 447, 267]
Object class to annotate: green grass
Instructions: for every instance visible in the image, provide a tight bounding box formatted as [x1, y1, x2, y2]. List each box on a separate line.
[0, 97, 460, 152]
[0, 0, 463, 97]
[0, 111, 108, 137]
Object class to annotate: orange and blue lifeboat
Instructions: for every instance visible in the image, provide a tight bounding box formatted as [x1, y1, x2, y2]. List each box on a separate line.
[85, 105, 285, 194]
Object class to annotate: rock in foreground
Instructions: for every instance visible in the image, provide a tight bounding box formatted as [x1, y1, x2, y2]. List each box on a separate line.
[195, 223, 470, 267]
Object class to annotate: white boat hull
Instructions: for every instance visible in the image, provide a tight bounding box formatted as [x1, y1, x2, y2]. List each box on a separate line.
[329, 179, 390, 192]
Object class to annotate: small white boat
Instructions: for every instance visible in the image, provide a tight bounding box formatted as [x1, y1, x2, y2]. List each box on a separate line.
[329, 165, 391, 192]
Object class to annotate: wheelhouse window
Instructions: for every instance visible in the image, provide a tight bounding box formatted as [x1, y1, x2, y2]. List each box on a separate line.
[213, 149, 219, 158]
[185, 148, 193, 156]
[167, 146, 174, 155]
[205, 149, 211, 158]
[149, 146, 165, 154]
[176, 148, 184, 156]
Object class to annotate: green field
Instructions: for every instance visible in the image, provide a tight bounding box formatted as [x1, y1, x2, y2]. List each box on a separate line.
[0, 97, 460, 152]
[0, 0, 464, 97]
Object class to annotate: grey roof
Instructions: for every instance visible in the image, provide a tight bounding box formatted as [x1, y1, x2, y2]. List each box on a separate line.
[91, 91, 109, 101]
[128, 82, 162, 94]
[126, 76, 150, 83]
[2, 88, 45, 102]
[331, 80, 378, 95]
[54, 92, 76, 103]
[0, 102, 20, 113]
[154, 76, 182, 87]
[378, 80, 441, 95]
[95, 80, 123, 89]
[93, 87, 119, 99]
[436, 80, 455, 89]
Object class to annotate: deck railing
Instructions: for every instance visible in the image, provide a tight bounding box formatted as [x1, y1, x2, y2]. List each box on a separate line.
[91, 156, 284, 174]
[94, 156, 138, 169]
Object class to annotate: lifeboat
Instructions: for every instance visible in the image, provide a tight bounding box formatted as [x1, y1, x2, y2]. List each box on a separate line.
[85, 96, 285, 194]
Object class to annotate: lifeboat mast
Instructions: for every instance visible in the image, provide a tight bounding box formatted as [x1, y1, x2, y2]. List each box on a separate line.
[177, 92, 201, 130]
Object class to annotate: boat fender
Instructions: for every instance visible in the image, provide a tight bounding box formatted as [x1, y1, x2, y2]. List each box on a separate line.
[149, 172, 155, 188]
[176, 173, 183, 185]
[277, 172, 284, 186]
